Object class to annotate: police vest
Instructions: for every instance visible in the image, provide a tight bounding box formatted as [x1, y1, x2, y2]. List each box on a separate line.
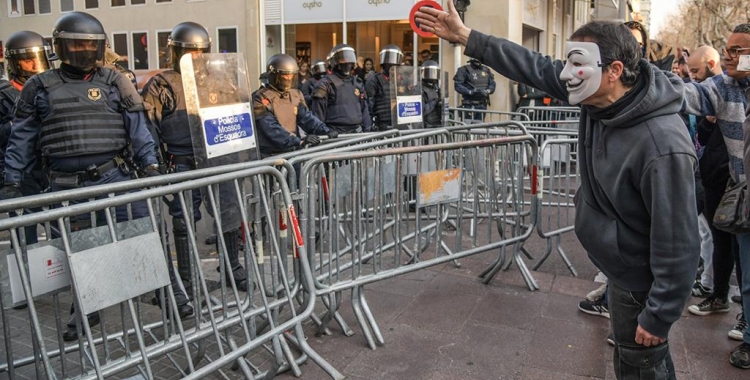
[260, 87, 302, 135]
[255, 87, 303, 154]
[326, 74, 363, 127]
[155, 71, 192, 152]
[371, 72, 392, 125]
[0, 80, 19, 125]
[422, 85, 442, 128]
[37, 68, 128, 158]
[461, 66, 491, 102]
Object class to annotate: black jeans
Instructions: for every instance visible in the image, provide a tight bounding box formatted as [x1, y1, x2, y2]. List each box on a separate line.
[609, 283, 676, 380]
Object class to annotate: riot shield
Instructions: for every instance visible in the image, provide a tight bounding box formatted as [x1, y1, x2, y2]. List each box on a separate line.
[390, 66, 423, 130]
[181, 53, 257, 231]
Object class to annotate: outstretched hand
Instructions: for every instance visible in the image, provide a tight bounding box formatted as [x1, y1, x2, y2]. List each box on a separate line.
[414, 1, 472, 46]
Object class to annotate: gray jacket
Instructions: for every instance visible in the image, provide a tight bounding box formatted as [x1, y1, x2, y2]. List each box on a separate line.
[465, 30, 699, 338]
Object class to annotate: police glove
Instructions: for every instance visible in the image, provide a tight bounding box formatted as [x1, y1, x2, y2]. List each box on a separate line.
[327, 130, 339, 139]
[484, 89, 492, 96]
[143, 164, 162, 178]
[0, 183, 22, 201]
[302, 135, 321, 147]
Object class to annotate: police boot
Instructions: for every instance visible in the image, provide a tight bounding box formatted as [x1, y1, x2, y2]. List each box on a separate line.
[216, 228, 250, 292]
[63, 303, 101, 342]
[173, 219, 193, 299]
[152, 263, 193, 319]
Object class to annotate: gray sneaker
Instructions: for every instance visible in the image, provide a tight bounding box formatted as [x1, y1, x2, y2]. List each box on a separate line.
[688, 297, 730, 316]
[729, 313, 747, 341]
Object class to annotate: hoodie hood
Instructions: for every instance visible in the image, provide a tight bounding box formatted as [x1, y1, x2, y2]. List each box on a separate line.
[591, 60, 685, 129]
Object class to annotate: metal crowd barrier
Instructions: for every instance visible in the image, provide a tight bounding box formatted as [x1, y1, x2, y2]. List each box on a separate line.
[298, 135, 539, 348]
[0, 165, 343, 380]
[531, 138, 579, 276]
[448, 107, 530, 124]
[516, 106, 581, 126]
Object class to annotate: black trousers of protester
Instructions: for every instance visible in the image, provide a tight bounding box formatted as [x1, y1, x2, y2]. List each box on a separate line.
[609, 283, 676, 380]
[703, 181, 742, 300]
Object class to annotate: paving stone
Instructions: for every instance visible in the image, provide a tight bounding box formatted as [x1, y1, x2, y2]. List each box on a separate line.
[470, 286, 548, 331]
[523, 318, 609, 378]
[391, 287, 481, 334]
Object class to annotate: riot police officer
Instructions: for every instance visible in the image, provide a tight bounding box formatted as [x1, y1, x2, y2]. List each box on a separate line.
[141, 21, 251, 299]
[254, 54, 336, 158]
[0, 31, 53, 245]
[311, 44, 372, 133]
[454, 58, 495, 122]
[300, 59, 326, 106]
[0, 12, 191, 340]
[365, 45, 404, 131]
[421, 60, 443, 128]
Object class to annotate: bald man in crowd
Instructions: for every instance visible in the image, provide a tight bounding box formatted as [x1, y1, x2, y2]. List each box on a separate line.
[685, 45, 738, 330]
[688, 46, 723, 82]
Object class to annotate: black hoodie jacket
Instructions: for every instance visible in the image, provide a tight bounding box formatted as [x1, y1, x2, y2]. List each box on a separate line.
[465, 31, 699, 338]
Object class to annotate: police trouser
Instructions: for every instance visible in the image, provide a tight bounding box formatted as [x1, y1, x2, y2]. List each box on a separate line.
[10, 173, 45, 246]
[49, 166, 188, 326]
[167, 161, 245, 292]
[329, 125, 363, 134]
[461, 102, 488, 123]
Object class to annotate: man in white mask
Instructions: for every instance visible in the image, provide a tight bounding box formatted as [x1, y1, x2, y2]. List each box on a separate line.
[417, 4, 699, 379]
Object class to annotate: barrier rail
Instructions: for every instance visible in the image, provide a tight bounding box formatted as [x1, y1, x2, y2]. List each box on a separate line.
[516, 106, 580, 127]
[299, 135, 539, 348]
[0, 166, 342, 379]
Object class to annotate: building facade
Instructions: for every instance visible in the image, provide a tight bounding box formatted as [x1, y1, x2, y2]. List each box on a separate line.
[0, 0, 645, 113]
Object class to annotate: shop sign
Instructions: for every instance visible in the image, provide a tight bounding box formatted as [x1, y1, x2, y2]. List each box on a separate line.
[346, 0, 413, 21]
[285, 0, 344, 24]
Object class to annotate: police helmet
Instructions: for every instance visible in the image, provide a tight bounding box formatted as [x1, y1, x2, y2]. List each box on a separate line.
[266, 54, 299, 92]
[168, 22, 211, 72]
[52, 12, 107, 71]
[328, 44, 357, 77]
[469, 58, 482, 68]
[379, 45, 404, 66]
[5, 31, 52, 81]
[310, 59, 327, 77]
[420, 60, 440, 83]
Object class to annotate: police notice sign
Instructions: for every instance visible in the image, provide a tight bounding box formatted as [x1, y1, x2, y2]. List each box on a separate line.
[396, 95, 423, 125]
[199, 104, 256, 158]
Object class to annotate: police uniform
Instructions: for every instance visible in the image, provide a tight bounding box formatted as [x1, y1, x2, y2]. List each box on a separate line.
[422, 81, 443, 129]
[300, 76, 320, 107]
[0, 79, 46, 244]
[4, 66, 158, 223]
[141, 71, 197, 214]
[142, 67, 251, 294]
[454, 62, 495, 122]
[365, 71, 394, 131]
[253, 86, 330, 157]
[311, 73, 372, 133]
[0, 80, 21, 175]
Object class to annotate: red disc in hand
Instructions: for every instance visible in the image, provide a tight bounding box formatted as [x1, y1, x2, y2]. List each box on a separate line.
[410, 0, 444, 38]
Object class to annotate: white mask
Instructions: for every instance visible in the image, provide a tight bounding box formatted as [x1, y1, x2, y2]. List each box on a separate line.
[560, 42, 603, 105]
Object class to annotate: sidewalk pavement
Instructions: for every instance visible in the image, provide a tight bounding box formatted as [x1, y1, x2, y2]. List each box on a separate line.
[278, 233, 747, 380]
